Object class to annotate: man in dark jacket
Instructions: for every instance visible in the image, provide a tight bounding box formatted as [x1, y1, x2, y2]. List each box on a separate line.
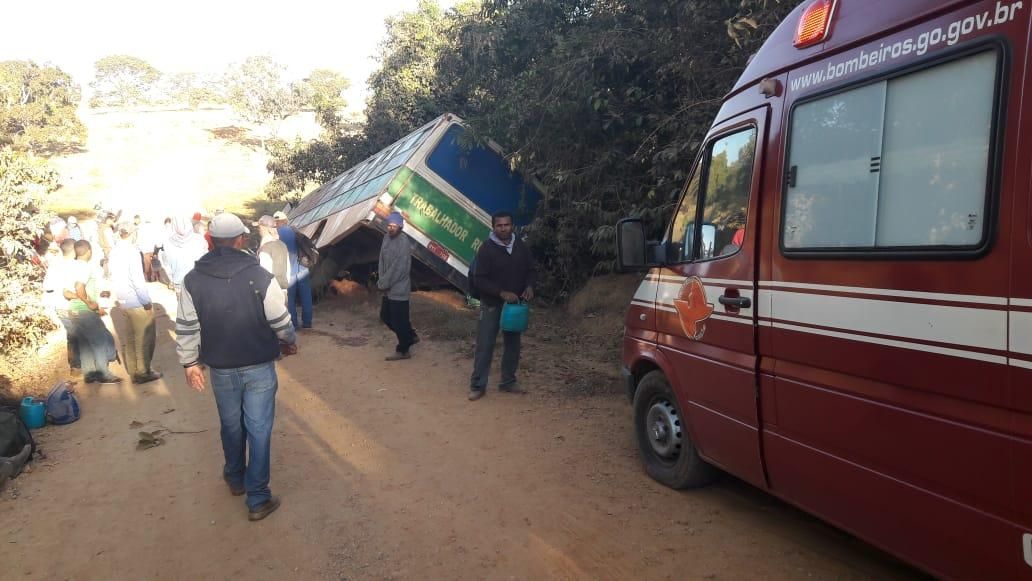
[175, 213, 297, 521]
[468, 210, 535, 401]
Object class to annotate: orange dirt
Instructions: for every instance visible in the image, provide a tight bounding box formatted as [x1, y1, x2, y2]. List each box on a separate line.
[0, 285, 921, 579]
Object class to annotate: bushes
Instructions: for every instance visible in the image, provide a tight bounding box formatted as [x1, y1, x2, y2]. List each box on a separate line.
[0, 148, 58, 354]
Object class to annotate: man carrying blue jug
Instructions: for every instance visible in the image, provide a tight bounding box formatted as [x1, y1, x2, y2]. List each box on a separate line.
[467, 210, 535, 402]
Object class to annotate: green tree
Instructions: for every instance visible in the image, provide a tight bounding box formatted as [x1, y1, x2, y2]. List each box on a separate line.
[89, 54, 161, 108]
[0, 61, 86, 153]
[362, 0, 451, 150]
[0, 148, 58, 353]
[223, 56, 301, 148]
[296, 69, 350, 134]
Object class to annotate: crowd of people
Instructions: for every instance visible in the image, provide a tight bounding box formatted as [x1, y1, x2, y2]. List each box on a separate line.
[36, 206, 535, 521]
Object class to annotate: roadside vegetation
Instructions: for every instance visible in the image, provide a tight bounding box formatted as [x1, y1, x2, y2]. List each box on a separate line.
[1, 0, 793, 378]
[266, 0, 796, 299]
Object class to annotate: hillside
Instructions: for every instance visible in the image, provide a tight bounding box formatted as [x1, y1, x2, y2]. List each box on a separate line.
[45, 107, 320, 219]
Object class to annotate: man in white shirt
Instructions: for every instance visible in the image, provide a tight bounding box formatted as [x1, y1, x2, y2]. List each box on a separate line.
[109, 221, 162, 384]
[160, 215, 208, 295]
[42, 239, 80, 373]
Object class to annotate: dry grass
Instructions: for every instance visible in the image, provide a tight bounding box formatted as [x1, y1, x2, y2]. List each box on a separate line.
[44, 108, 317, 220]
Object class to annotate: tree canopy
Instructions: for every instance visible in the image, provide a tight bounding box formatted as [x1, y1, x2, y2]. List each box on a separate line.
[223, 56, 302, 146]
[296, 69, 350, 133]
[0, 61, 85, 153]
[89, 54, 161, 108]
[0, 149, 59, 353]
[268, 0, 796, 298]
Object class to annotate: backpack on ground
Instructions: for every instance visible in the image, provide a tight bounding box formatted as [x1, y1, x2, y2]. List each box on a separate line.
[46, 381, 80, 425]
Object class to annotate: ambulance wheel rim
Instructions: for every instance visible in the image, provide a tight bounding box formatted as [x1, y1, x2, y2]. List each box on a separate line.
[645, 399, 682, 460]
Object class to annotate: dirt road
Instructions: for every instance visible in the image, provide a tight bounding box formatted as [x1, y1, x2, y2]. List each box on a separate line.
[1, 287, 921, 580]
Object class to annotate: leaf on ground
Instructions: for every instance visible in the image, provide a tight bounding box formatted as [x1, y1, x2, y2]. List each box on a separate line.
[161, 408, 175, 414]
[136, 431, 165, 450]
[129, 420, 144, 429]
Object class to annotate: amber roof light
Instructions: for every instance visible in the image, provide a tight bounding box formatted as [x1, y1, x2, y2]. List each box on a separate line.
[794, 0, 837, 48]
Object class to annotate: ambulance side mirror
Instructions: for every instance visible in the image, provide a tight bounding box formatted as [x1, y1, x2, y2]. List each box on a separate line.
[617, 218, 662, 272]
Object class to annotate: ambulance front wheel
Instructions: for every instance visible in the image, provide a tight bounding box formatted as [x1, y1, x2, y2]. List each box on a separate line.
[633, 370, 719, 489]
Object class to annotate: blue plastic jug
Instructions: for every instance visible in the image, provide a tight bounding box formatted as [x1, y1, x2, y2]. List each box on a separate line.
[20, 397, 46, 430]
[500, 302, 530, 333]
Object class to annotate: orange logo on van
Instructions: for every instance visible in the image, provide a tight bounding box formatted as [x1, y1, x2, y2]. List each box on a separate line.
[674, 276, 714, 340]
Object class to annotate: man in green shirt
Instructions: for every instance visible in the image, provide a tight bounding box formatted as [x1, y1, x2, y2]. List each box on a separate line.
[66, 240, 121, 384]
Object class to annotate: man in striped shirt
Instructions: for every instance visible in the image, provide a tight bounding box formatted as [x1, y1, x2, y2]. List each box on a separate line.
[174, 213, 297, 522]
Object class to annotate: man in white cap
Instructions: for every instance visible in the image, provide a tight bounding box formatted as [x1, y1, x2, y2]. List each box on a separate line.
[377, 211, 417, 360]
[256, 215, 290, 300]
[175, 212, 297, 522]
[109, 220, 162, 384]
[274, 211, 313, 329]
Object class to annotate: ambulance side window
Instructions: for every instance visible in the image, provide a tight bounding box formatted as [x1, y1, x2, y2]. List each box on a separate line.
[784, 50, 999, 251]
[669, 127, 757, 262]
[699, 128, 756, 259]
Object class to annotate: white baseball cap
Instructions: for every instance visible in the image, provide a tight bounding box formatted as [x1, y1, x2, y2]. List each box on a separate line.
[208, 213, 250, 239]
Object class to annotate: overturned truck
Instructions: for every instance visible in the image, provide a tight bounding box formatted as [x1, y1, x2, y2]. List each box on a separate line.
[287, 113, 542, 295]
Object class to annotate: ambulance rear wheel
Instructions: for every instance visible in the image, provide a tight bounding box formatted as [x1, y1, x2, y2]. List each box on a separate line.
[633, 370, 718, 489]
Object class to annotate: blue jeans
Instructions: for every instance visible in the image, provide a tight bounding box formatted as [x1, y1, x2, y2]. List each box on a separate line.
[287, 264, 313, 328]
[209, 362, 278, 510]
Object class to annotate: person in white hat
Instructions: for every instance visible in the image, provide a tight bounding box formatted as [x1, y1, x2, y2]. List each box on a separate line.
[108, 220, 162, 384]
[66, 216, 82, 241]
[174, 212, 297, 522]
[256, 215, 290, 301]
[273, 211, 313, 329]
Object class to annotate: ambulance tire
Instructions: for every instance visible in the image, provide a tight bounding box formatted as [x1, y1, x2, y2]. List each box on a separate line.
[633, 370, 719, 489]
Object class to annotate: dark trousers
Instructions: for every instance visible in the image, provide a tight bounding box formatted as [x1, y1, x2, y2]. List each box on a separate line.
[380, 297, 416, 353]
[469, 304, 520, 391]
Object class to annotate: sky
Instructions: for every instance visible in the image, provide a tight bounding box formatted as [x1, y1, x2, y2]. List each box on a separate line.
[0, 0, 453, 113]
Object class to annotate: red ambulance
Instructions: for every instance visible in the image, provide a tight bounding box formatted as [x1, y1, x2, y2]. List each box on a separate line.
[617, 0, 1032, 578]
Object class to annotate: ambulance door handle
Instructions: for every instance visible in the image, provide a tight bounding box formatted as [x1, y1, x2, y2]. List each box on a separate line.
[718, 294, 751, 309]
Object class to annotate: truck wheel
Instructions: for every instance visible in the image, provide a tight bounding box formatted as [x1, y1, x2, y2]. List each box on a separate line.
[633, 370, 718, 489]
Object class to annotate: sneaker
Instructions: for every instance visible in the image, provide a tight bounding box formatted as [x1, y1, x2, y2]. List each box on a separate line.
[467, 389, 485, 401]
[224, 477, 245, 497]
[248, 496, 281, 521]
[96, 375, 123, 385]
[499, 382, 526, 394]
[83, 372, 100, 384]
[133, 371, 163, 385]
[385, 352, 411, 361]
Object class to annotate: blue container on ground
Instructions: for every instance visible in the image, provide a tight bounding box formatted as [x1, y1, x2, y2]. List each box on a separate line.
[500, 302, 530, 333]
[20, 397, 46, 430]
